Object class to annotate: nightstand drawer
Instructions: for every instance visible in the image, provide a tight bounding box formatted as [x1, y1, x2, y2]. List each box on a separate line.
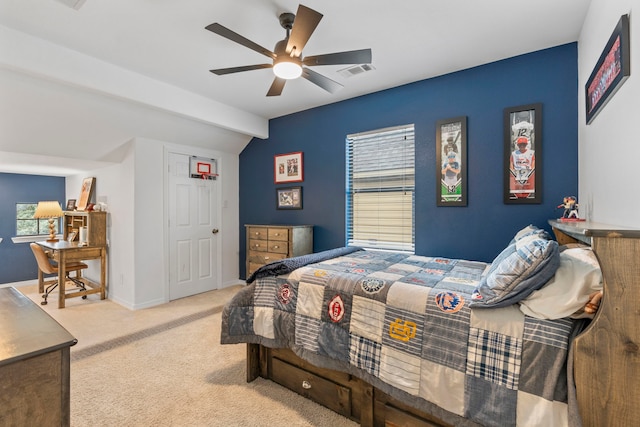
[247, 262, 263, 276]
[248, 251, 287, 265]
[268, 228, 289, 241]
[248, 239, 268, 251]
[247, 227, 268, 240]
[268, 241, 288, 254]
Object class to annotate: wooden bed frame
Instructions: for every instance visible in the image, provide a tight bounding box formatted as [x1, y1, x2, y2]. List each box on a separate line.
[245, 220, 640, 427]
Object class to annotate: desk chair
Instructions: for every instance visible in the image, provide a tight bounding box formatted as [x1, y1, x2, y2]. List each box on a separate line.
[30, 243, 88, 306]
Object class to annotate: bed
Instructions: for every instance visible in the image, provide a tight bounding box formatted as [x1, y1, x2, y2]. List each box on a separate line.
[221, 220, 640, 426]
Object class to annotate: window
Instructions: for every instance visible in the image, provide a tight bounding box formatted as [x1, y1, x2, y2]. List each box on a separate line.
[346, 124, 415, 252]
[16, 203, 57, 236]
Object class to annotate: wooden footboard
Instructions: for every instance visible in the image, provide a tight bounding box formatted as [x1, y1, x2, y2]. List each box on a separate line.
[245, 221, 640, 427]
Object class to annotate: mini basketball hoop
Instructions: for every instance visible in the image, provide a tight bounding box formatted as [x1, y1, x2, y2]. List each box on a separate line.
[190, 156, 218, 180]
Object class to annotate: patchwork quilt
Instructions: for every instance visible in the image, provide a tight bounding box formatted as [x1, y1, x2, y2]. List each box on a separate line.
[221, 249, 575, 427]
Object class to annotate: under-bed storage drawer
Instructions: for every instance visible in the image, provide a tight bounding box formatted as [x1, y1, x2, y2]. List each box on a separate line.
[270, 356, 353, 418]
[383, 404, 445, 427]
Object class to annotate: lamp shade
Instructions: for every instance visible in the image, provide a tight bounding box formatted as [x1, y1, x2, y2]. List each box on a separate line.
[33, 201, 63, 218]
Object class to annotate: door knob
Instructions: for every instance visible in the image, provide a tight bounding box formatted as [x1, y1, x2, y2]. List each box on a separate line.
[212, 228, 219, 234]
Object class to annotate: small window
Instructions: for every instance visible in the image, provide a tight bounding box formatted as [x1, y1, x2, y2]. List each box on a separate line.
[16, 203, 57, 236]
[346, 124, 415, 252]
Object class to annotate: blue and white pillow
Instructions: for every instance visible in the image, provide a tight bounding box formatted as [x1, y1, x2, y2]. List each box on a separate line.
[470, 228, 560, 308]
[509, 224, 550, 244]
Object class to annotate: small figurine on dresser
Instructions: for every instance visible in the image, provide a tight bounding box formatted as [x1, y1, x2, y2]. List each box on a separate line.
[557, 196, 585, 221]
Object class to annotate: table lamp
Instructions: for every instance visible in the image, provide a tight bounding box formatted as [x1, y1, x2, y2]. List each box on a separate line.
[33, 201, 64, 242]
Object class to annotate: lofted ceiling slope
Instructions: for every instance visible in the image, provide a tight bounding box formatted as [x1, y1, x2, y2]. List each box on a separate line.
[0, 0, 590, 175]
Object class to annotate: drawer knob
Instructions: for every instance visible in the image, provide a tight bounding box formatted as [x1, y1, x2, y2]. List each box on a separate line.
[273, 245, 279, 249]
[264, 257, 270, 260]
[302, 380, 312, 389]
[274, 233, 280, 236]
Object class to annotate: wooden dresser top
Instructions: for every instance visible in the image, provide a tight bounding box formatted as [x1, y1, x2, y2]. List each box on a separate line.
[549, 219, 640, 241]
[0, 287, 76, 367]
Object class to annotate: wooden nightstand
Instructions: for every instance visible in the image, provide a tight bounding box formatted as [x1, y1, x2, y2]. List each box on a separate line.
[245, 224, 313, 277]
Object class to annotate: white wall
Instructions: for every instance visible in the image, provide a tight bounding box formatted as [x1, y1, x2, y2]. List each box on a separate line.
[579, 0, 640, 226]
[67, 137, 241, 309]
[67, 142, 137, 307]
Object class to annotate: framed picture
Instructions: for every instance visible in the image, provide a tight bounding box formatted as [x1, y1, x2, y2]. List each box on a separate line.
[274, 152, 303, 183]
[66, 199, 76, 211]
[77, 177, 96, 211]
[276, 186, 302, 210]
[504, 103, 542, 204]
[436, 116, 467, 206]
[67, 231, 77, 243]
[585, 14, 630, 125]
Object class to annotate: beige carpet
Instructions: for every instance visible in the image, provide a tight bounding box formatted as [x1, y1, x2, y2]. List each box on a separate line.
[18, 284, 357, 427]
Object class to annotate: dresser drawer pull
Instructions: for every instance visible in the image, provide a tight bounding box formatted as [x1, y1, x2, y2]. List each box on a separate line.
[264, 257, 270, 260]
[274, 232, 280, 236]
[302, 380, 312, 389]
[273, 245, 279, 249]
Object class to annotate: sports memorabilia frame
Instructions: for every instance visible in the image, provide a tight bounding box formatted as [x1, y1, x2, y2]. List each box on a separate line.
[585, 14, 630, 125]
[276, 186, 302, 210]
[274, 152, 304, 184]
[436, 116, 467, 206]
[504, 103, 542, 204]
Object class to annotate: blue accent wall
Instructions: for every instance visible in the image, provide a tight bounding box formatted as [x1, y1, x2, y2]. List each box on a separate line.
[0, 173, 66, 283]
[241, 43, 578, 279]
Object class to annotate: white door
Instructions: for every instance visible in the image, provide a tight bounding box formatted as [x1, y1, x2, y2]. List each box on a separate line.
[168, 152, 219, 300]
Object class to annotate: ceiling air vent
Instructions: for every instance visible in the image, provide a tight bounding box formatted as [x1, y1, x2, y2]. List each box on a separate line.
[338, 64, 376, 78]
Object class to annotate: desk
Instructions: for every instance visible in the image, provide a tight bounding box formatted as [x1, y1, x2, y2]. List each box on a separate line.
[0, 287, 77, 426]
[37, 240, 107, 308]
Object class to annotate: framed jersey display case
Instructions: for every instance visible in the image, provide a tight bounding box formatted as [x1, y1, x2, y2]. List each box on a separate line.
[436, 116, 467, 206]
[585, 14, 630, 125]
[504, 103, 542, 204]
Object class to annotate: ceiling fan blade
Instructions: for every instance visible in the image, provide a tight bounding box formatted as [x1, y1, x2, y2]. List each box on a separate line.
[210, 64, 273, 75]
[303, 49, 372, 66]
[302, 68, 343, 94]
[267, 77, 286, 97]
[286, 4, 323, 57]
[205, 23, 276, 60]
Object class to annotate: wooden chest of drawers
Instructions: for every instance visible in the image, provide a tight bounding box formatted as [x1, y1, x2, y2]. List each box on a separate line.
[245, 224, 313, 277]
[0, 287, 77, 426]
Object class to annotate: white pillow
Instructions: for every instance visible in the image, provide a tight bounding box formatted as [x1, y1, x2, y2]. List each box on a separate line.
[518, 246, 602, 319]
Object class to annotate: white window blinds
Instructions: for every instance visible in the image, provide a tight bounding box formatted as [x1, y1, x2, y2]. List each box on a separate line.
[346, 124, 415, 252]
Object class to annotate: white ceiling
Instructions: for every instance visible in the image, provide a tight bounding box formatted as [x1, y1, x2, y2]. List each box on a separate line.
[0, 0, 590, 176]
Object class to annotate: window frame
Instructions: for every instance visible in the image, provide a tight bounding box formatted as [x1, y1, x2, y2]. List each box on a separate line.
[15, 202, 59, 237]
[346, 124, 415, 253]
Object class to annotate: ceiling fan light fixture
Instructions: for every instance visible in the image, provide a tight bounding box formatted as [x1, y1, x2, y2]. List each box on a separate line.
[273, 58, 302, 79]
[205, 4, 371, 96]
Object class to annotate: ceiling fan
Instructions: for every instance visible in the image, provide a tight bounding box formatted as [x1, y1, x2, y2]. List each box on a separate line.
[205, 4, 372, 97]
